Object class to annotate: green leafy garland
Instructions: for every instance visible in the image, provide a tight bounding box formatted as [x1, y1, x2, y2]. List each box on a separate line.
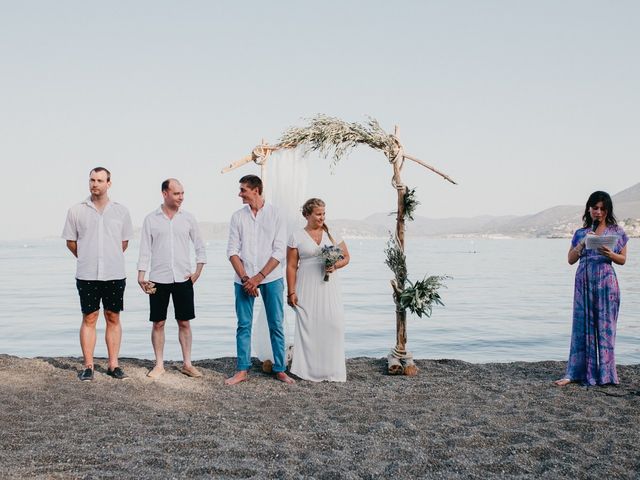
[402, 188, 420, 221]
[385, 235, 448, 318]
[398, 276, 447, 318]
[384, 235, 407, 289]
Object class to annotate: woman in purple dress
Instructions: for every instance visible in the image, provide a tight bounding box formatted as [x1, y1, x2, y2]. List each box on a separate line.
[555, 191, 628, 387]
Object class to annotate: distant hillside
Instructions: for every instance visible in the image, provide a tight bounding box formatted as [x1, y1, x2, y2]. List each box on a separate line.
[363, 213, 519, 236]
[196, 183, 640, 240]
[612, 182, 640, 203]
[612, 183, 640, 221]
[359, 182, 640, 238]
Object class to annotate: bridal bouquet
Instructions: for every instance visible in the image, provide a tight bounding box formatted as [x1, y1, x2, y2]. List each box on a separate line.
[320, 245, 344, 281]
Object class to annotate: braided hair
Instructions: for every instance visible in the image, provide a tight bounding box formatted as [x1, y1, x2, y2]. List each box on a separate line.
[301, 198, 335, 245]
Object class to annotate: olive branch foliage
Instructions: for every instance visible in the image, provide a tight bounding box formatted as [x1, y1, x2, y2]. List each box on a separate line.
[277, 114, 398, 165]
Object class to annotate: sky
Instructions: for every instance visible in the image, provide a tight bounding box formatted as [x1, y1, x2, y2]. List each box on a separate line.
[1, 1, 639, 240]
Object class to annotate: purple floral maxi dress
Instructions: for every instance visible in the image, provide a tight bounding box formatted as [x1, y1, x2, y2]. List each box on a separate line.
[565, 225, 628, 385]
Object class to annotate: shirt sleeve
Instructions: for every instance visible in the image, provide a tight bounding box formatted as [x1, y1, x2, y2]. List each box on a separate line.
[122, 208, 134, 241]
[61, 208, 78, 241]
[226, 212, 241, 259]
[616, 226, 629, 253]
[271, 208, 287, 264]
[570, 229, 583, 249]
[137, 216, 152, 272]
[190, 215, 207, 264]
[287, 231, 298, 249]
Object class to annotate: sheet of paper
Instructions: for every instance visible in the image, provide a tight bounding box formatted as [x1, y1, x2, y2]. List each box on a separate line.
[585, 235, 617, 250]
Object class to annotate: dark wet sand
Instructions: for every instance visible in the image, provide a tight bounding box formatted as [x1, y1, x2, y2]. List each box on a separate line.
[1, 355, 639, 479]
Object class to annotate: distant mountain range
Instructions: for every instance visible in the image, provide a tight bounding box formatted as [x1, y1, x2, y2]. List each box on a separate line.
[198, 183, 640, 240]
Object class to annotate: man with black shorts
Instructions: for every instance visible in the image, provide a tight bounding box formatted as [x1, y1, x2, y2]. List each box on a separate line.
[62, 167, 134, 381]
[137, 178, 207, 379]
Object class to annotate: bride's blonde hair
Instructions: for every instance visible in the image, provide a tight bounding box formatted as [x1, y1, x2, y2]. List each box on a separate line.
[302, 198, 335, 245]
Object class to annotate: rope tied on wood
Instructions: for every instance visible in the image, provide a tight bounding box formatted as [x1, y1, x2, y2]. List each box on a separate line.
[252, 144, 273, 165]
[390, 146, 406, 191]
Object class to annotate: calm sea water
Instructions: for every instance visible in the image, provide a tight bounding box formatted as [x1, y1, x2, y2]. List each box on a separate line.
[0, 238, 638, 364]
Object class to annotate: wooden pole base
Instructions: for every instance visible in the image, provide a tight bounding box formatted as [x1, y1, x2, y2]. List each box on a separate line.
[387, 351, 419, 376]
[403, 361, 419, 376]
[387, 354, 404, 375]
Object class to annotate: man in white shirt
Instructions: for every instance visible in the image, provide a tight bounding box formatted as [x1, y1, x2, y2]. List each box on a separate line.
[137, 178, 207, 379]
[62, 167, 134, 382]
[225, 175, 294, 385]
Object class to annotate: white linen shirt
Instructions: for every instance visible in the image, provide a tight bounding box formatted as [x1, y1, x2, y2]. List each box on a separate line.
[62, 198, 133, 281]
[227, 203, 286, 284]
[137, 207, 207, 284]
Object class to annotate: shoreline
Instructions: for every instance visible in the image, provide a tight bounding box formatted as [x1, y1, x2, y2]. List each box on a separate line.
[1, 355, 639, 479]
[5, 353, 640, 367]
[6, 235, 640, 244]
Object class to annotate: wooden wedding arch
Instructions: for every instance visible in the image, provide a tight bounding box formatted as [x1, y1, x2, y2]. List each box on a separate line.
[221, 115, 457, 375]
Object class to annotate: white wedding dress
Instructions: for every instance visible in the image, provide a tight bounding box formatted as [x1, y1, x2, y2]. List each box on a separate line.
[288, 229, 346, 382]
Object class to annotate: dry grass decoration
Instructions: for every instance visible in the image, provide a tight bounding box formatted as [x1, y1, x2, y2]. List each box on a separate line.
[222, 115, 457, 376]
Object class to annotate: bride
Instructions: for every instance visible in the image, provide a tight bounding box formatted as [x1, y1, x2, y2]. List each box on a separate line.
[286, 198, 350, 382]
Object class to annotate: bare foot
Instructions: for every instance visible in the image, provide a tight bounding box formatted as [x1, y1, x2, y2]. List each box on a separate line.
[180, 365, 203, 378]
[147, 366, 165, 379]
[224, 370, 248, 386]
[554, 378, 571, 387]
[275, 372, 295, 384]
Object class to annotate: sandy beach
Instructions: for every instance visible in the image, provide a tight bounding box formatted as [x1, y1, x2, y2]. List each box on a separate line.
[0, 355, 638, 479]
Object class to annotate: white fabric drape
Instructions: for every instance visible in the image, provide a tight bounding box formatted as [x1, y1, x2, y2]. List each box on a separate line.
[252, 148, 309, 361]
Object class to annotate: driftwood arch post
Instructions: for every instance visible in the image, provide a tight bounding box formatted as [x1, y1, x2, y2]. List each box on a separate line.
[221, 115, 457, 375]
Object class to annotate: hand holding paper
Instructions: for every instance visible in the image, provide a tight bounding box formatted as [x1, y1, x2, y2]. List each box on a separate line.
[585, 235, 617, 251]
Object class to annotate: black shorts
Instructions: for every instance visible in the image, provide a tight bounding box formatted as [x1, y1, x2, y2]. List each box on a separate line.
[149, 280, 195, 322]
[76, 279, 126, 315]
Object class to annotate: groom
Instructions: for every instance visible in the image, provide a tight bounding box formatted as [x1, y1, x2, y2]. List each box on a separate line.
[225, 175, 294, 385]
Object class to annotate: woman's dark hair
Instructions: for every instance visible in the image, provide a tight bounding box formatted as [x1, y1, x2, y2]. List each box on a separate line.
[582, 190, 617, 228]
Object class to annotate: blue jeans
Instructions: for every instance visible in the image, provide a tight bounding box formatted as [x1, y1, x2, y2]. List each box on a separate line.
[234, 278, 286, 372]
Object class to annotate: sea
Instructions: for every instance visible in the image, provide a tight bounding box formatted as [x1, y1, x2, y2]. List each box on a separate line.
[1, 238, 638, 364]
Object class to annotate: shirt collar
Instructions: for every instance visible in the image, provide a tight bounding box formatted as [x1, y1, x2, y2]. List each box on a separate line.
[156, 205, 182, 217]
[243, 202, 270, 215]
[83, 197, 113, 211]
